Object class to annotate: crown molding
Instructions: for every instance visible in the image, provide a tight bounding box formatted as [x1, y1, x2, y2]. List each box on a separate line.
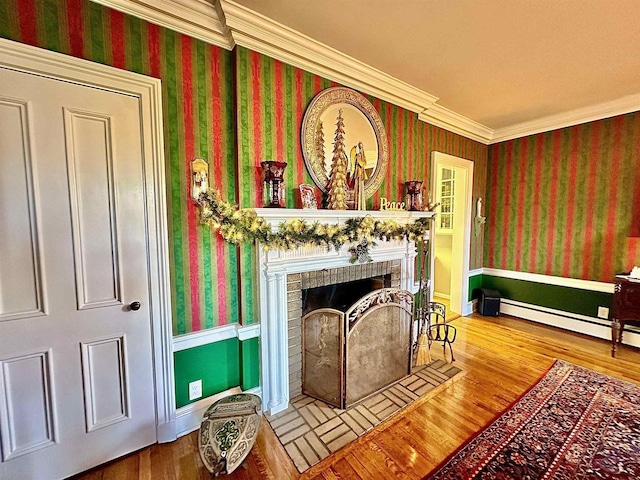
[419, 103, 493, 144]
[490, 93, 640, 143]
[90, 1, 640, 145]
[220, 0, 440, 115]
[90, 0, 234, 49]
[91, 0, 495, 143]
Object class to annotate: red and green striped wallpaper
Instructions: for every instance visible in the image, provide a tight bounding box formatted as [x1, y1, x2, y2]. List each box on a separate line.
[1, 0, 488, 334]
[485, 112, 640, 282]
[0, 0, 239, 335]
[235, 47, 488, 318]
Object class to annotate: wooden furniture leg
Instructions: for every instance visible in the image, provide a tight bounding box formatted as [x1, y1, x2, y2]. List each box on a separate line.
[610, 277, 640, 357]
[611, 318, 621, 358]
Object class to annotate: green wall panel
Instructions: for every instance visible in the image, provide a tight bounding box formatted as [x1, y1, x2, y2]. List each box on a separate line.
[241, 338, 260, 391]
[482, 275, 612, 319]
[174, 338, 240, 408]
[468, 274, 484, 301]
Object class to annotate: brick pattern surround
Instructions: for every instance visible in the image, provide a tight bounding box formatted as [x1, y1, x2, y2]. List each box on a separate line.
[286, 260, 402, 396]
[266, 359, 462, 472]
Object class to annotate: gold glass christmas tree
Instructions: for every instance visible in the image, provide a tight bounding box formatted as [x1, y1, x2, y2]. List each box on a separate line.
[327, 109, 348, 210]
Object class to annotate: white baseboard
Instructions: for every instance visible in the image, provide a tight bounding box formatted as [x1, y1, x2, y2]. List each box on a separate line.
[175, 386, 263, 438]
[463, 299, 476, 316]
[500, 299, 640, 349]
[156, 419, 177, 443]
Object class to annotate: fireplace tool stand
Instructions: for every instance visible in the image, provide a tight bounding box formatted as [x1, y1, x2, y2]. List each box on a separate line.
[414, 238, 457, 364]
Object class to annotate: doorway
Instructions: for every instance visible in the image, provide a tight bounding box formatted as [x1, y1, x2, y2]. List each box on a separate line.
[430, 152, 474, 318]
[0, 39, 173, 479]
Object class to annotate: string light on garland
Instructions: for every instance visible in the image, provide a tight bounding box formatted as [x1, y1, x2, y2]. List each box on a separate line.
[197, 189, 433, 253]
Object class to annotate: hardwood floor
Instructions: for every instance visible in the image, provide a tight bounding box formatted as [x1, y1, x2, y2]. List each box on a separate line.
[73, 314, 640, 480]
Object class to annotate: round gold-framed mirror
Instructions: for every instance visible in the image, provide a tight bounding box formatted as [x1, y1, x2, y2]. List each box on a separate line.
[301, 87, 388, 199]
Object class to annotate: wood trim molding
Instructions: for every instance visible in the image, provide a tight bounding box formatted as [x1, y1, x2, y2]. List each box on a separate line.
[419, 104, 494, 145]
[237, 323, 260, 341]
[500, 298, 640, 349]
[88, 0, 640, 145]
[90, 0, 494, 143]
[482, 268, 615, 294]
[489, 93, 640, 143]
[220, 0, 438, 115]
[173, 323, 261, 352]
[468, 268, 484, 277]
[90, 0, 234, 49]
[0, 37, 175, 442]
[175, 386, 241, 438]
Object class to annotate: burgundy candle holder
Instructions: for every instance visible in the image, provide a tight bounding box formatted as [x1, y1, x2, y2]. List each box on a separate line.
[405, 180, 424, 211]
[261, 161, 287, 208]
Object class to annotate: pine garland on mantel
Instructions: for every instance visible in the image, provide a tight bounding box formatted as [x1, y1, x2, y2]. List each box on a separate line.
[197, 189, 433, 251]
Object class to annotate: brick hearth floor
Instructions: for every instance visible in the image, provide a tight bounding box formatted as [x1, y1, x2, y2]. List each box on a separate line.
[265, 360, 462, 472]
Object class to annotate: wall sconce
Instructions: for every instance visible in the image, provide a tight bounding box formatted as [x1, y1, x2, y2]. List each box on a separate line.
[191, 158, 209, 201]
[474, 197, 486, 237]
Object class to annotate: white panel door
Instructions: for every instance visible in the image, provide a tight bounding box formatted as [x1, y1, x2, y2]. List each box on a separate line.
[0, 67, 156, 480]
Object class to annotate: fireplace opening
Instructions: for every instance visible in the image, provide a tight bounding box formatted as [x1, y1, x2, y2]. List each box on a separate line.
[287, 261, 402, 400]
[301, 287, 413, 409]
[302, 273, 391, 315]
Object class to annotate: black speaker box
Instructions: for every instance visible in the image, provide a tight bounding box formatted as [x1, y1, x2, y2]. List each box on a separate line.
[474, 288, 501, 316]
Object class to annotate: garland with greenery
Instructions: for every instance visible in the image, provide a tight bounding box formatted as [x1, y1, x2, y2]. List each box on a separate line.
[197, 189, 433, 251]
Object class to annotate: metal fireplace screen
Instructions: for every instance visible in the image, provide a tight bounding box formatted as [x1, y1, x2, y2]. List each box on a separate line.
[302, 288, 413, 409]
[301, 308, 344, 407]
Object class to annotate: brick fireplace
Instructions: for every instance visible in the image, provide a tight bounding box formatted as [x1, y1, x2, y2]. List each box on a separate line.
[254, 209, 434, 415]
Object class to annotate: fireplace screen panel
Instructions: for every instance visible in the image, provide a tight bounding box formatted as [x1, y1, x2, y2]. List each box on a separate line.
[302, 308, 344, 407]
[345, 303, 412, 406]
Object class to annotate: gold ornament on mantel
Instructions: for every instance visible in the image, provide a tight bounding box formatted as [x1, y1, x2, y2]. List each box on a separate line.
[327, 109, 349, 210]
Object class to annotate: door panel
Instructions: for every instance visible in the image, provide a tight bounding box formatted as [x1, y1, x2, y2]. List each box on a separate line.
[0, 67, 156, 480]
[0, 99, 45, 321]
[64, 109, 123, 309]
[0, 350, 56, 461]
[80, 336, 129, 432]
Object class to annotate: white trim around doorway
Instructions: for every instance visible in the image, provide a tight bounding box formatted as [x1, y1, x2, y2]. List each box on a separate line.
[0, 38, 176, 442]
[430, 152, 474, 317]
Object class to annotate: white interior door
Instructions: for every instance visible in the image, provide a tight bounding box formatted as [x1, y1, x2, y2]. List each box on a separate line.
[0, 67, 156, 479]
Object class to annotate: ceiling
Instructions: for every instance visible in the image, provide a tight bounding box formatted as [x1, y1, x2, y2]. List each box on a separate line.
[232, 0, 640, 132]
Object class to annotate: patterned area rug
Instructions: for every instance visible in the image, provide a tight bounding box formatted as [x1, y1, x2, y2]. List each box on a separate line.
[266, 360, 461, 472]
[427, 359, 640, 479]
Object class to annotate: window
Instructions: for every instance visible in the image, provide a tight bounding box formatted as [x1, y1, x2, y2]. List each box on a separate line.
[439, 167, 455, 230]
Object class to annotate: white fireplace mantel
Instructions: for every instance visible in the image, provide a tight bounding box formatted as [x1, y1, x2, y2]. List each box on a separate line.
[253, 208, 435, 227]
[254, 208, 435, 415]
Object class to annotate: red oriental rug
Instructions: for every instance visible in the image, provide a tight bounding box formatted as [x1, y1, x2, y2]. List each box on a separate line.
[426, 359, 640, 479]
